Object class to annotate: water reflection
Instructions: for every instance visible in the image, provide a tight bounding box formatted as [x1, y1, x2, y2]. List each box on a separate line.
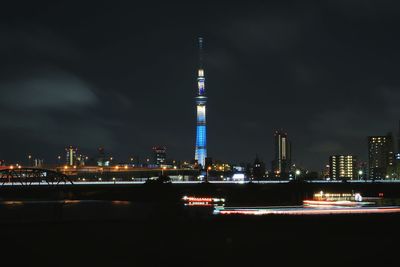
[111, 200, 131, 206]
[0, 199, 135, 223]
[2, 201, 24, 206]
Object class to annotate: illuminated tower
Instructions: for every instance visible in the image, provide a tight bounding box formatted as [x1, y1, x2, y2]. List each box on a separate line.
[65, 145, 77, 166]
[272, 130, 291, 178]
[195, 37, 207, 167]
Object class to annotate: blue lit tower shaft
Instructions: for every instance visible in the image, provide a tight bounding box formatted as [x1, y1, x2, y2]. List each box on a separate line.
[195, 37, 207, 167]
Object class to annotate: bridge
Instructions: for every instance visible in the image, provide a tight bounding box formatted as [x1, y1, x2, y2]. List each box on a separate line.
[0, 168, 73, 186]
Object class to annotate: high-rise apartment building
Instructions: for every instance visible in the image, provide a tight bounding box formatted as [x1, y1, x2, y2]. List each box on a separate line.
[368, 134, 394, 179]
[329, 155, 357, 180]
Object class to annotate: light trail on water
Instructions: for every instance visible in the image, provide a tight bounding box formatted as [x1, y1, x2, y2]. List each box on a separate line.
[214, 206, 400, 216]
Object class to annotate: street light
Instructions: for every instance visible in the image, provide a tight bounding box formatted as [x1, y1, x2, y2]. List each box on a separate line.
[295, 169, 301, 180]
[358, 170, 363, 180]
[206, 166, 212, 183]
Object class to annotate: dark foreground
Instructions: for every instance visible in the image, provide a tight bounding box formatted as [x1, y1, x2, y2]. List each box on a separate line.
[0, 204, 399, 267]
[2, 182, 400, 266]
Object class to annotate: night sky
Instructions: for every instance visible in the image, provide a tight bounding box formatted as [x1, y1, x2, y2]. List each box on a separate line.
[1, 1, 400, 170]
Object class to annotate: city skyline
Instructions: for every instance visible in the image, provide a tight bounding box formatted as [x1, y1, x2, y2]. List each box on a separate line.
[1, 2, 400, 170]
[2, 3, 400, 267]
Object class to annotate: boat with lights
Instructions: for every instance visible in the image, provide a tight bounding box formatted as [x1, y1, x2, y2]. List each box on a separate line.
[182, 196, 225, 207]
[303, 191, 373, 207]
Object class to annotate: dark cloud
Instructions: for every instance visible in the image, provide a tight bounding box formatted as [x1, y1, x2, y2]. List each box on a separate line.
[0, 69, 116, 157]
[0, 70, 97, 109]
[1, 1, 400, 169]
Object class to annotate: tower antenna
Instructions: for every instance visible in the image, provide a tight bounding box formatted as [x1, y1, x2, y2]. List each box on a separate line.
[198, 37, 204, 69]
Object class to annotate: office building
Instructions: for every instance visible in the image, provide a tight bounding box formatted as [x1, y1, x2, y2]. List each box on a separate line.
[153, 146, 167, 166]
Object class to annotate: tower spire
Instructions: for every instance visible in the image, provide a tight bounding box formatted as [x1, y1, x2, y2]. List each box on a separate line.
[194, 37, 207, 168]
[198, 37, 204, 69]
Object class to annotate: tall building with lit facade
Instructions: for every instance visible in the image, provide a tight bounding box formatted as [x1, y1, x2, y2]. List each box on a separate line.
[368, 134, 394, 179]
[194, 37, 207, 168]
[65, 145, 77, 166]
[153, 146, 167, 166]
[272, 130, 291, 178]
[329, 155, 357, 180]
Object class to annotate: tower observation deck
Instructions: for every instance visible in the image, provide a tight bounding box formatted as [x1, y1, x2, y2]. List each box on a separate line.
[195, 37, 207, 168]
